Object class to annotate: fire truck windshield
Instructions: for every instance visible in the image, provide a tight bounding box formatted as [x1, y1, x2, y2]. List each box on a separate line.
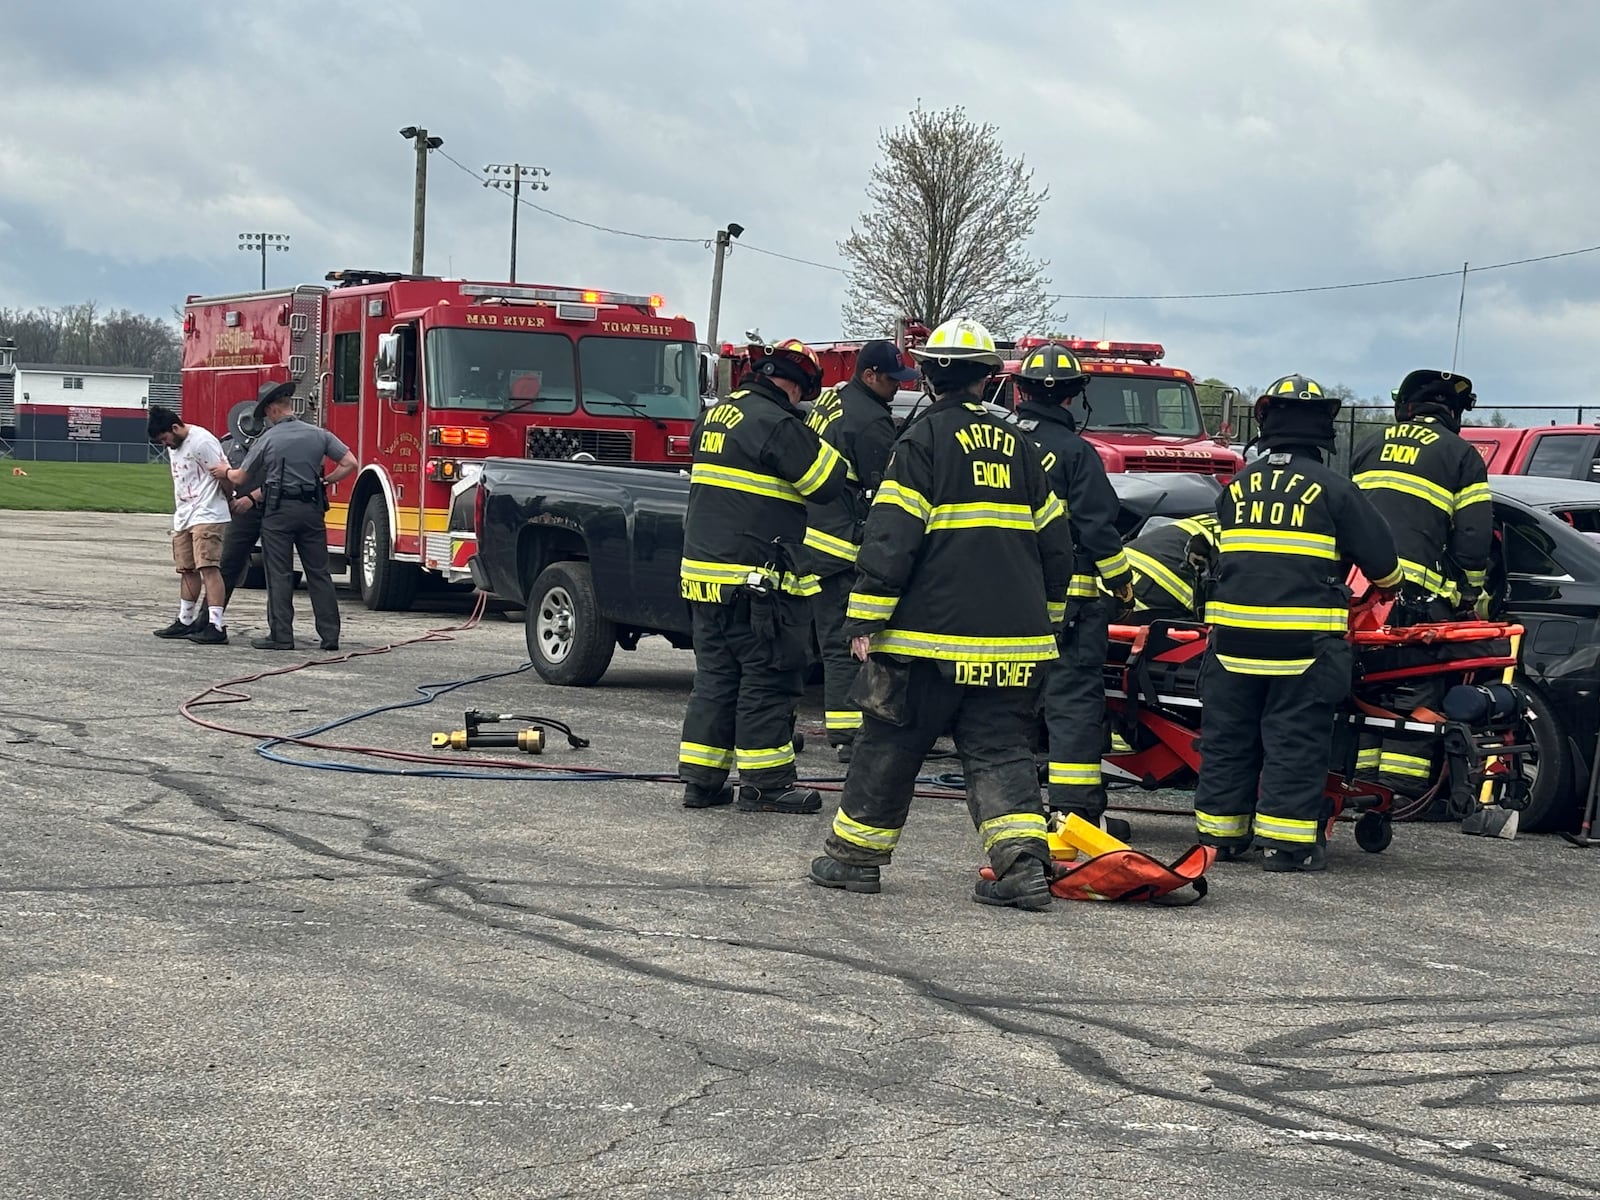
[1080, 377, 1204, 437]
[426, 328, 578, 413]
[578, 336, 699, 421]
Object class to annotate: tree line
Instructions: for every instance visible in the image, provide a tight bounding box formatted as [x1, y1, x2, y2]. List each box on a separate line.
[0, 303, 181, 374]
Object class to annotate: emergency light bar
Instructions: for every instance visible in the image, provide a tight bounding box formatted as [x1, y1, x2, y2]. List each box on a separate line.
[1013, 336, 1165, 363]
[459, 284, 664, 309]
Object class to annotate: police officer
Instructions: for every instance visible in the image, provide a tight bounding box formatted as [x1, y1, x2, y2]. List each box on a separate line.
[219, 395, 268, 607]
[802, 340, 912, 763]
[677, 339, 850, 814]
[809, 316, 1076, 910]
[1192, 375, 1401, 872]
[1013, 344, 1135, 836]
[1351, 369, 1494, 798]
[1121, 514, 1220, 621]
[211, 381, 358, 651]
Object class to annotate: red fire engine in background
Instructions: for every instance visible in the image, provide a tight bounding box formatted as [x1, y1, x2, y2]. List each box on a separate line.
[181, 270, 702, 610]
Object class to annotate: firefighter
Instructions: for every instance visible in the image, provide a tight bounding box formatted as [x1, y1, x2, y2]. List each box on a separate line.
[1012, 343, 1135, 835]
[808, 316, 1076, 910]
[802, 340, 912, 763]
[1192, 375, 1401, 872]
[677, 338, 849, 814]
[1121, 514, 1220, 621]
[1351, 370, 1494, 798]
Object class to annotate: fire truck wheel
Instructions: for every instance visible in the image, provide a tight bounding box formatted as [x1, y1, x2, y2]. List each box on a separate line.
[355, 495, 419, 612]
[525, 561, 616, 687]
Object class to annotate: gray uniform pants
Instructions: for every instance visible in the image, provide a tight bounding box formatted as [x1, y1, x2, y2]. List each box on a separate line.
[262, 498, 340, 646]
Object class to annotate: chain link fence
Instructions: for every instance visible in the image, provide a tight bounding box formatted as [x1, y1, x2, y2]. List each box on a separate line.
[0, 439, 168, 464]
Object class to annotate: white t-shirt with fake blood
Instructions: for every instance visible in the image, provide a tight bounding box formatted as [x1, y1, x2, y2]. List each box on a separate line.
[168, 425, 233, 532]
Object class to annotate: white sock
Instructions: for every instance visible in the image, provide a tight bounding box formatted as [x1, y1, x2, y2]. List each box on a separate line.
[180, 599, 199, 623]
[208, 606, 225, 630]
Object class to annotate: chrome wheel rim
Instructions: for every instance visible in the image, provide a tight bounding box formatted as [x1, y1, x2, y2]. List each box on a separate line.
[536, 586, 576, 663]
[361, 519, 379, 591]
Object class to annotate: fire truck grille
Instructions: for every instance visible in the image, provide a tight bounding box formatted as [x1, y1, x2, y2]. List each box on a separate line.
[1119, 453, 1233, 476]
[526, 427, 636, 462]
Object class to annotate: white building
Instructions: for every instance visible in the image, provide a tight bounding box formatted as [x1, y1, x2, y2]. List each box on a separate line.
[14, 362, 154, 410]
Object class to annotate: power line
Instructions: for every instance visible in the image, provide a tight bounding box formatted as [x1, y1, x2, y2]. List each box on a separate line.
[1046, 242, 1600, 301]
[737, 242, 846, 273]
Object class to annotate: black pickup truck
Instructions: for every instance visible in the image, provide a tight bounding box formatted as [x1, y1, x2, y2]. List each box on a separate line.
[465, 457, 1224, 687]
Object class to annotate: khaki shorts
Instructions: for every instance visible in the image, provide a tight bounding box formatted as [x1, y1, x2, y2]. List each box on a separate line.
[173, 523, 227, 572]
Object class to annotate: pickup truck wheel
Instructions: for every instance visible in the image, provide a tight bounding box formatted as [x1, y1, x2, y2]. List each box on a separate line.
[526, 562, 615, 686]
[356, 495, 419, 612]
[1518, 682, 1575, 832]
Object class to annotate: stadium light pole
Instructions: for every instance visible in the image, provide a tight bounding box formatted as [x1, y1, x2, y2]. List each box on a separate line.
[483, 164, 552, 283]
[238, 232, 290, 289]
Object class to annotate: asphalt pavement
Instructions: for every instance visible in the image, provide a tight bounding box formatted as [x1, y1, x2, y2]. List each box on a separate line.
[2, 511, 1597, 1199]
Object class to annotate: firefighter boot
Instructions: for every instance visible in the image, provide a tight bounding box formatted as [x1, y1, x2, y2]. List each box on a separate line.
[973, 857, 1053, 912]
[1260, 841, 1328, 874]
[682, 783, 734, 809]
[808, 855, 881, 894]
[1210, 837, 1255, 863]
[736, 785, 822, 815]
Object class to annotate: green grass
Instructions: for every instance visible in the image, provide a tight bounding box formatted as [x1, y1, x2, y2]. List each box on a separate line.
[0, 460, 175, 513]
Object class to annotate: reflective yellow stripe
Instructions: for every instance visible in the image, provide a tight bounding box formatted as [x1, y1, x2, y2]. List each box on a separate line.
[874, 481, 931, 522]
[825, 710, 863, 731]
[1206, 601, 1348, 632]
[1096, 550, 1132, 578]
[847, 592, 898, 621]
[1175, 516, 1219, 538]
[795, 442, 846, 496]
[1455, 481, 1492, 510]
[1067, 574, 1100, 598]
[1218, 529, 1338, 559]
[1395, 558, 1460, 601]
[1215, 653, 1315, 676]
[978, 811, 1048, 851]
[871, 629, 1059, 662]
[1356, 747, 1382, 771]
[803, 527, 858, 563]
[680, 558, 819, 597]
[1354, 469, 1453, 514]
[1126, 548, 1191, 608]
[1047, 600, 1066, 623]
[1463, 568, 1487, 588]
[691, 462, 803, 504]
[1196, 810, 1250, 838]
[1049, 762, 1100, 787]
[926, 501, 1036, 532]
[679, 741, 733, 770]
[736, 743, 796, 771]
[1253, 813, 1320, 844]
[1372, 565, 1404, 588]
[1380, 751, 1433, 779]
[831, 808, 901, 851]
[1034, 493, 1065, 532]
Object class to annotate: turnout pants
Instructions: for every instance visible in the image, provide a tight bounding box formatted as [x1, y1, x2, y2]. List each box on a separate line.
[679, 593, 808, 791]
[1043, 597, 1111, 819]
[813, 570, 861, 747]
[1356, 597, 1454, 801]
[262, 498, 341, 646]
[1192, 638, 1353, 851]
[220, 503, 263, 607]
[823, 659, 1050, 876]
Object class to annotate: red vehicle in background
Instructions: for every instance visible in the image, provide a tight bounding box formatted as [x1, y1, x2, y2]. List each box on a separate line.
[1461, 424, 1600, 484]
[181, 271, 701, 610]
[716, 330, 1243, 480]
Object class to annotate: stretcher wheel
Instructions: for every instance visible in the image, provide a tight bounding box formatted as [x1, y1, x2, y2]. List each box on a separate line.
[1354, 812, 1392, 854]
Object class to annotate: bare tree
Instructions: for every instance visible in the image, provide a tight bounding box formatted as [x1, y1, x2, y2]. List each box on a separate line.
[0, 303, 179, 371]
[839, 105, 1052, 338]
[95, 309, 181, 372]
[0, 306, 69, 362]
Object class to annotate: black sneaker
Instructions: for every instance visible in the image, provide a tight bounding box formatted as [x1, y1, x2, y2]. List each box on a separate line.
[188, 622, 228, 645]
[1102, 815, 1133, 843]
[250, 636, 296, 651]
[320, 638, 340, 651]
[1261, 842, 1327, 873]
[154, 619, 201, 639]
[682, 783, 734, 809]
[974, 858, 1053, 911]
[809, 855, 881, 894]
[735, 785, 822, 814]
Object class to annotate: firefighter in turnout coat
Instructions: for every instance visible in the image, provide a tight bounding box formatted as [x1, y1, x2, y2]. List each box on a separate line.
[677, 339, 849, 814]
[1012, 344, 1135, 836]
[1192, 375, 1402, 872]
[809, 316, 1077, 911]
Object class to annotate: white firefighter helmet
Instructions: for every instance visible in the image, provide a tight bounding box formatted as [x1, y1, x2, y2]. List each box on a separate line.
[910, 315, 1004, 370]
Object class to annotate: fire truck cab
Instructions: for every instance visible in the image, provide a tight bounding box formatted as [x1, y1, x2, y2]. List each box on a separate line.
[181, 271, 701, 610]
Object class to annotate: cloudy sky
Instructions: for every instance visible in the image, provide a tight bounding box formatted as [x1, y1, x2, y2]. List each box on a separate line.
[3, 0, 1598, 415]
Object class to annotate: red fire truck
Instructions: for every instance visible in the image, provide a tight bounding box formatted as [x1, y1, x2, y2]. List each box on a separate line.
[180, 270, 702, 610]
[717, 331, 1243, 479]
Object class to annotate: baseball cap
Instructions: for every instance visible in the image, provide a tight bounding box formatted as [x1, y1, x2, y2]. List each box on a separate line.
[857, 340, 917, 383]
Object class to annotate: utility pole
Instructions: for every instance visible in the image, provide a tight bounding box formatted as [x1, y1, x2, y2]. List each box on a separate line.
[238, 232, 290, 289]
[399, 126, 444, 275]
[483, 163, 551, 282]
[706, 223, 744, 348]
